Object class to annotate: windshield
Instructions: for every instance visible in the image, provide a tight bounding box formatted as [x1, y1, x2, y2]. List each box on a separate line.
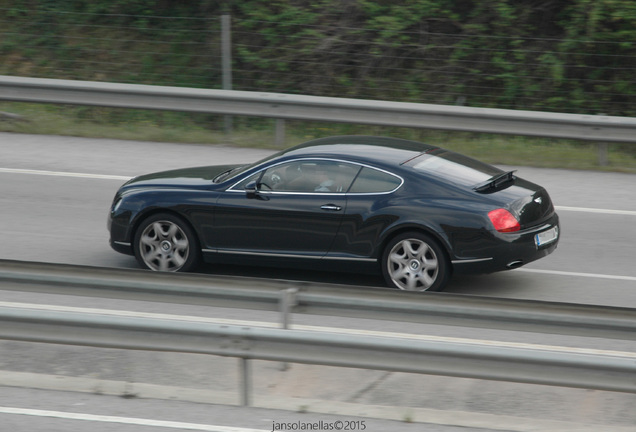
[408, 149, 502, 186]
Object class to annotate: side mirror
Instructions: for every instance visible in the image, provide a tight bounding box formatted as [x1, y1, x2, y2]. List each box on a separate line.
[245, 181, 258, 198]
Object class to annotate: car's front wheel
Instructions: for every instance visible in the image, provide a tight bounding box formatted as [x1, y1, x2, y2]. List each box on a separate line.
[381, 232, 450, 292]
[133, 213, 200, 272]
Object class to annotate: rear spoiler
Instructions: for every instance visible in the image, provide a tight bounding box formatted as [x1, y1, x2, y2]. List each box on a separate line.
[473, 170, 516, 193]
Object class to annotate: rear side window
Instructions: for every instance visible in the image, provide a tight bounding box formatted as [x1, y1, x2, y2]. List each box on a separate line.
[409, 150, 501, 186]
[349, 167, 402, 193]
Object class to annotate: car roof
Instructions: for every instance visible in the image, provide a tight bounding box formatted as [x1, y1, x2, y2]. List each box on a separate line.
[279, 136, 438, 167]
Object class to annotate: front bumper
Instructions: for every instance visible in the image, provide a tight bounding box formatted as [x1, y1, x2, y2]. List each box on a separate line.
[107, 205, 135, 256]
[109, 239, 133, 255]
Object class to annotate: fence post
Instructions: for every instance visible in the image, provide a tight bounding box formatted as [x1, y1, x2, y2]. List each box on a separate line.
[221, 13, 233, 135]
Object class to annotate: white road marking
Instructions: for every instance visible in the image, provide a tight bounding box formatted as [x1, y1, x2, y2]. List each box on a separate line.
[0, 167, 130, 181]
[2, 167, 635, 216]
[517, 268, 636, 282]
[1, 301, 634, 359]
[0, 406, 266, 431]
[555, 205, 636, 216]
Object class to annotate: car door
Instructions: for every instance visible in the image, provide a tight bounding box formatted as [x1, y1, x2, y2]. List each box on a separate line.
[328, 166, 405, 258]
[210, 160, 358, 257]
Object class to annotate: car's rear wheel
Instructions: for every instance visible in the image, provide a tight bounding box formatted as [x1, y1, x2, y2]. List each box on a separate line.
[133, 213, 200, 272]
[381, 232, 450, 292]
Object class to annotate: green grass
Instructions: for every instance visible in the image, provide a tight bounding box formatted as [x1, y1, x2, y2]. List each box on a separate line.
[1, 102, 635, 173]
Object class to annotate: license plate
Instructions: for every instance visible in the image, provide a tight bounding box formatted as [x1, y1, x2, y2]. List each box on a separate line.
[535, 226, 559, 247]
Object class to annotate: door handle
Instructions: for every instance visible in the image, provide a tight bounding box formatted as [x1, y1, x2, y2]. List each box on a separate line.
[320, 204, 342, 211]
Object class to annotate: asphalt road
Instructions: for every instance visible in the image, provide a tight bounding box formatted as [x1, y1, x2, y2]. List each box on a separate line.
[1, 132, 635, 431]
[1, 132, 635, 303]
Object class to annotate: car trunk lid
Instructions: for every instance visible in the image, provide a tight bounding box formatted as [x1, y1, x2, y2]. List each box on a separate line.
[508, 185, 555, 228]
[478, 176, 556, 229]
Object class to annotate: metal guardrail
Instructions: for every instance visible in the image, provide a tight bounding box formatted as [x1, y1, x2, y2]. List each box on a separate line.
[1, 75, 636, 145]
[1, 304, 635, 405]
[2, 259, 636, 403]
[1, 259, 635, 341]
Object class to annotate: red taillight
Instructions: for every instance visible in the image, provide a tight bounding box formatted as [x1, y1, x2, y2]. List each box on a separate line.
[488, 208, 520, 233]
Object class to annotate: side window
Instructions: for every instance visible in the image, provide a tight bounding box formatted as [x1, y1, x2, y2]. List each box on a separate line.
[277, 161, 360, 193]
[233, 160, 361, 193]
[349, 167, 401, 193]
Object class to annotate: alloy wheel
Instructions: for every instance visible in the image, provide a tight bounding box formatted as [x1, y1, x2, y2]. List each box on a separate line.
[387, 238, 440, 291]
[138, 220, 190, 271]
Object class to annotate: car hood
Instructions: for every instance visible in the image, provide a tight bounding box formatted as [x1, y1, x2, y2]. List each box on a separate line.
[120, 164, 241, 190]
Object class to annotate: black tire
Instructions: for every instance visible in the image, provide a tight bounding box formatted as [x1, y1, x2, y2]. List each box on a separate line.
[133, 213, 200, 272]
[381, 232, 450, 292]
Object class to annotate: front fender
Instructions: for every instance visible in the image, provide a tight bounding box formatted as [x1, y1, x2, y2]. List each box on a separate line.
[109, 188, 221, 247]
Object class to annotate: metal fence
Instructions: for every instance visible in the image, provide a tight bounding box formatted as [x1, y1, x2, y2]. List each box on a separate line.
[2, 304, 636, 406]
[2, 259, 635, 341]
[1, 259, 635, 404]
[1, 7, 634, 116]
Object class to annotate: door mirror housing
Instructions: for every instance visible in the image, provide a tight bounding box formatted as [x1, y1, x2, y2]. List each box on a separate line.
[245, 181, 258, 198]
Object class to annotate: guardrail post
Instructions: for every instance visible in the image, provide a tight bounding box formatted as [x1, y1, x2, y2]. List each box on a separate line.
[240, 357, 251, 406]
[280, 287, 298, 329]
[275, 119, 286, 147]
[279, 287, 298, 371]
[598, 142, 609, 166]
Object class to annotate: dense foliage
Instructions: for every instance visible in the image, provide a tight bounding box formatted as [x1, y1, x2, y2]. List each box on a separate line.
[1, 0, 635, 115]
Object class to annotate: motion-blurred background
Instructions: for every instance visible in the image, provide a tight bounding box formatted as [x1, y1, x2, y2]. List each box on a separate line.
[1, 1, 635, 170]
